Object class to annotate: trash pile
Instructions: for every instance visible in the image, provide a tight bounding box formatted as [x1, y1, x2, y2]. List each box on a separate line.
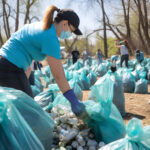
[100, 118, 150, 150]
[0, 87, 54, 150]
[1, 56, 150, 150]
[51, 105, 105, 150]
[32, 57, 150, 97]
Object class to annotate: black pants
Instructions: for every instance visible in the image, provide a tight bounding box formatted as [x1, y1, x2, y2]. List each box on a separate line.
[120, 54, 129, 68]
[73, 58, 78, 64]
[0, 56, 33, 97]
[29, 71, 35, 85]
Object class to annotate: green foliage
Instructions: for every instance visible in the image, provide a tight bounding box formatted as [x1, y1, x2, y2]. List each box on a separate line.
[60, 38, 94, 54]
[92, 35, 118, 57]
[60, 36, 118, 57]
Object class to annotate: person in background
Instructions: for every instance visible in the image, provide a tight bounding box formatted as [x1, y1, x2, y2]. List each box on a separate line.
[0, 5, 85, 116]
[96, 49, 104, 64]
[28, 61, 42, 85]
[135, 49, 144, 64]
[82, 48, 90, 64]
[110, 55, 118, 72]
[115, 40, 129, 68]
[71, 46, 80, 64]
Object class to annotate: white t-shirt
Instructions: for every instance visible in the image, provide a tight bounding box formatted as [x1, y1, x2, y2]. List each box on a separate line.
[120, 45, 128, 55]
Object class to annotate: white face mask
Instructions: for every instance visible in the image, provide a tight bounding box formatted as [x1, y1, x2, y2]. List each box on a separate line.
[59, 30, 72, 39]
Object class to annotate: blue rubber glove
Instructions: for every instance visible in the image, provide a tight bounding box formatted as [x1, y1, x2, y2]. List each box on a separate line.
[63, 89, 85, 116]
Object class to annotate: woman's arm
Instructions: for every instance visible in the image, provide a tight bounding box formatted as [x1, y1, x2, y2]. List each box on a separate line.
[46, 55, 71, 93]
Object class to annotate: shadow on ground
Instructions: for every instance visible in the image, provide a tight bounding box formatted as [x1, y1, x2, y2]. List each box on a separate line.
[123, 112, 145, 120]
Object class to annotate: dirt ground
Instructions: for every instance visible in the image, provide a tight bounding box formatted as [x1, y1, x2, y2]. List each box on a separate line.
[82, 86, 150, 126]
[41, 59, 150, 126]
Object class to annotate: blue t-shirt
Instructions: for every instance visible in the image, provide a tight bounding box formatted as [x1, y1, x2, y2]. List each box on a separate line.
[111, 55, 117, 61]
[97, 52, 103, 59]
[136, 52, 144, 62]
[0, 22, 60, 71]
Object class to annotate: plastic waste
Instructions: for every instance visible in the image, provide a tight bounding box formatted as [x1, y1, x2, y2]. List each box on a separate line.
[34, 88, 58, 111]
[69, 80, 83, 100]
[134, 78, 148, 94]
[100, 118, 150, 150]
[132, 70, 140, 81]
[31, 85, 40, 97]
[111, 72, 125, 115]
[43, 74, 50, 88]
[122, 69, 135, 93]
[83, 73, 126, 143]
[0, 98, 44, 150]
[96, 63, 107, 77]
[34, 78, 43, 92]
[34, 70, 43, 81]
[78, 71, 90, 90]
[87, 71, 97, 86]
[0, 87, 54, 150]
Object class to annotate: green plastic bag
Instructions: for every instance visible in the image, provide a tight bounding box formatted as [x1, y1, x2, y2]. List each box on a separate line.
[0, 87, 54, 150]
[87, 71, 97, 86]
[34, 88, 58, 112]
[43, 75, 51, 88]
[122, 69, 135, 93]
[78, 71, 90, 90]
[96, 63, 107, 77]
[132, 70, 140, 81]
[31, 85, 40, 97]
[100, 118, 150, 150]
[44, 66, 51, 78]
[34, 78, 43, 92]
[111, 72, 125, 116]
[74, 60, 84, 70]
[34, 70, 43, 81]
[84, 73, 126, 143]
[52, 93, 70, 109]
[134, 78, 148, 94]
[0, 98, 44, 150]
[69, 80, 83, 100]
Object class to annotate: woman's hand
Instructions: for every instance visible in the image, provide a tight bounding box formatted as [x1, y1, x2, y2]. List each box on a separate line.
[47, 55, 87, 116]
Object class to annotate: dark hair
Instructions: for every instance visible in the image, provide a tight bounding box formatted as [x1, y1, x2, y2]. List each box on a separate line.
[42, 5, 60, 30]
[98, 49, 102, 52]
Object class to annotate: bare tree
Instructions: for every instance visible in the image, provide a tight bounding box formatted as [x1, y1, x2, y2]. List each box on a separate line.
[99, 0, 108, 57]
[64, 37, 78, 53]
[0, 0, 40, 47]
[134, 0, 150, 54]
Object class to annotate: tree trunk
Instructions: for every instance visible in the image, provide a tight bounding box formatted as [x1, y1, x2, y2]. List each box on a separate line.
[101, 0, 108, 58]
[15, 0, 20, 31]
[138, 19, 148, 54]
[64, 37, 78, 53]
[0, 27, 4, 46]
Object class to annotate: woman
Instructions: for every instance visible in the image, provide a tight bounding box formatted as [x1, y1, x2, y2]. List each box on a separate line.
[135, 49, 144, 64]
[0, 5, 84, 116]
[115, 40, 129, 68]
[96, 49, 104, 64]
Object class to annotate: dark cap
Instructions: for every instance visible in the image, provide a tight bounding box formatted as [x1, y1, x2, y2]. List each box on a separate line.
[55, 9, 82, 35]
[136, 49, 140, 53]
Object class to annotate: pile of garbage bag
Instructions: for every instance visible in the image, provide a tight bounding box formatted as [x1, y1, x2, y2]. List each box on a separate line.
[100, 118, 150, 150]
[0, 94, 44, 150]
[0, 87, 54, 150]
